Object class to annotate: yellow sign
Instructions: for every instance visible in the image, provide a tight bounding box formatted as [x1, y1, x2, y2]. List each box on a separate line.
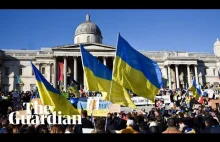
[78, 109, 109, 117]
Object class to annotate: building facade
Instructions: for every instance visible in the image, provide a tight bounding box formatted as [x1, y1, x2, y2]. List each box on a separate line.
[1, 14, 220, 92]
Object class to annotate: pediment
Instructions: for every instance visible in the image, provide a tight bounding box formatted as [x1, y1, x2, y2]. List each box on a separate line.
[52, 43, 116, 52]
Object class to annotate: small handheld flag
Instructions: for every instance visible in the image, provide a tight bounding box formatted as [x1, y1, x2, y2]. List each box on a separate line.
[16, 75, 24, 85]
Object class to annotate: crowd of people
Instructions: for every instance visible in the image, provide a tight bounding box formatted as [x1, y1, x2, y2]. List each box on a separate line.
[0, 84, 220, 134]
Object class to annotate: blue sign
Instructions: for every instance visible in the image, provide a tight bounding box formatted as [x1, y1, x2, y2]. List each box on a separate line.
[77, 97, 112, 110]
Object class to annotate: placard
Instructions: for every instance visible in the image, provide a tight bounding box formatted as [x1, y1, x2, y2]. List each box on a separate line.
[208, 99, 220, 109]
[77, 98, 111, 116]
[193, 104, 201, 109]
[109, 104, 120, 113]
[87, 98, 99, 110]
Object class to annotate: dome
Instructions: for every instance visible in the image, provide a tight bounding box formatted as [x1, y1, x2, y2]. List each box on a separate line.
[74, 14, 102, 38]
[214, 38, 220, 47]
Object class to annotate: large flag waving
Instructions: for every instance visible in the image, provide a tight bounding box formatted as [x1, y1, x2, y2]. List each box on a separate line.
[80, 44, 136, 108]
[30, 61, 79, 116]
[111, 33, 163, 102]
[189, 77, 202, 100]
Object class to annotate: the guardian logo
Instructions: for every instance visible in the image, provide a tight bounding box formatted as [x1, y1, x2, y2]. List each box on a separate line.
[8, 101, 81, 125]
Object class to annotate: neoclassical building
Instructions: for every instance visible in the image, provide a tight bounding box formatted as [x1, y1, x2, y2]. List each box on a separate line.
[0, 14, 220, 92]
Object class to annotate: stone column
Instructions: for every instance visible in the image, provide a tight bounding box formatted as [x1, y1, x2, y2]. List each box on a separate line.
[194, 65, 198, 85]
[175, 64, 179, 89]
[187, 64, 190, 87]
[64, 57, 67, 92]
[164, 66, 168, 79]
[74, 57, 77, 82]
[167, 65, 172, 89]
[35, 63, 40, 70]
[103, 56, 107, 66]
[53, 58, 57, 89]
[47, 63, 51, 83]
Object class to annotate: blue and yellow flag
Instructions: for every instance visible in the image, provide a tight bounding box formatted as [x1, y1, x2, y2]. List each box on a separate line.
[30, 62, 79, 116]
[67, 79, 80, 97]
[80, 44, 136, 108]
[112, 34, 163, 102]
[16, 75, 24, 85]
[189, 77, 201, 100]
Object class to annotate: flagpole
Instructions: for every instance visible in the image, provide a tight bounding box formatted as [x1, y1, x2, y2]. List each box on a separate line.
[80, 44, 97, 131]
[105, 33, 121, 132]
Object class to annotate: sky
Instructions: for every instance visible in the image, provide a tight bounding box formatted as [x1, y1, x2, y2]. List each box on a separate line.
[0, 9, 220, 53]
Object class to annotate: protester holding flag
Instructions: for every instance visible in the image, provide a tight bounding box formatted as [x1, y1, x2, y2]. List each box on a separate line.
[30, 61, 79, 116]
[16, 75, 24, 85]
[68, 79, 80, 98]
[189, 77, 202, 100]
[80, 44, 136, 108]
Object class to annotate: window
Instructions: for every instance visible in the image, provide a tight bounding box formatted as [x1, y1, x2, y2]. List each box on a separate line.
[4, 67, 9, 76]
[213, 69, 216, 75]
[32, 70, 34, 76]
[42, 67, 45, 74]
[19, 68, 22, 76]
[87, 36, 90, 42]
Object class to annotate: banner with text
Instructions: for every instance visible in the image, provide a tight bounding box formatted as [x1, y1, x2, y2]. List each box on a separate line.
[77, 97, 112, 116]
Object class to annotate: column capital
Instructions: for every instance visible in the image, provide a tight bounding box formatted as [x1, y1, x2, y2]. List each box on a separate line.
[194, 64, 198, 67]
[186, 64, 190, 67]
[175, 64, 179, 67]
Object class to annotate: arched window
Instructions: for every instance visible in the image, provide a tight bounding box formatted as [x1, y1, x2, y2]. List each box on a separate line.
[87, 36, 90, 42]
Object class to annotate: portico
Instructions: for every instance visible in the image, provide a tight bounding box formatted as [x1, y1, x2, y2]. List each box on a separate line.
[52, 44, 115, 91]
[164, 61, 198, 90]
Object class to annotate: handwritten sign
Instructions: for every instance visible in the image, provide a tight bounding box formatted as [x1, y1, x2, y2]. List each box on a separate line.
[77, 98, 112, 116]
[87, 98, 99, 110]
[109, 104, 120, 113]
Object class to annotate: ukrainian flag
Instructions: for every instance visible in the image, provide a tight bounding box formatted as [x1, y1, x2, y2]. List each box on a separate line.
[189, 77, 202, 100]
[68, 79, 79, 97]
[112, 34, 163, 102]
[30, 62, 79, 116]
[80, 44, 136, 108]
[16, 75, 24, 85]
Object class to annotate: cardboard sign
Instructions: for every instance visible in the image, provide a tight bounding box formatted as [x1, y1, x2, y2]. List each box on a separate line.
[193, 104, 201, 109]
[208, 99, 220, 109]
[16, 110, 30, 119]
[87, 98, 99, 110]
[77, 98, 111, 116]
[109, 104, 120, 113]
